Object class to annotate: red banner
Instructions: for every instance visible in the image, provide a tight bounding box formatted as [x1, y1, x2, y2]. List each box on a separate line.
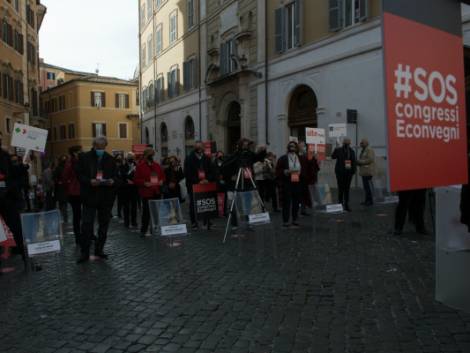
[383, 13, 468, 191]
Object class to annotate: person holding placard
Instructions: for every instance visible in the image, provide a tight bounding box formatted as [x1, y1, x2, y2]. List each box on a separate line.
[276, 141, 302, 228]
[332, 138, 356, 212]
[134, 148, 165, 237]
[76, 137, 118, 263]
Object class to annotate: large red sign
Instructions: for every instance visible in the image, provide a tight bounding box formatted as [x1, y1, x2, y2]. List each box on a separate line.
[384, 12, 468, 191]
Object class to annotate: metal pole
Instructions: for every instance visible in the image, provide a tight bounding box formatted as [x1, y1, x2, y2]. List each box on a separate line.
[223, 168, 243, 243]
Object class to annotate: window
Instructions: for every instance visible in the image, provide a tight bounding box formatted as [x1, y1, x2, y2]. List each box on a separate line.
[59, 125, 66, 140]
[167, 66, 179, 98]
[140, 5, 145, 25]
[58, 96, 66, 110]
[147, 82, 154, 108]
[2, 75, 14, 101]
[147, 35, 153, 64]
[160, 123, 168, 158]
[118, 123, 128, 139]
[115, 93, 130, 109]
[68, 124, 75, 139]
[14, 30, 24, 54]
[27, 42, 36, 65]
[220, 40, 237, 75]
[91, 92, 106, 108]
[155, 0, 162, 8]
[92, 123, 107, 137]
[2, 20, 13, 46]
[31, 89, 38, 116]
[53, 127, 57, 141]
[274, 0, 302, 53]
[155, 24, 163, 55]
[26, 4, 35, 28]
[142, 44, 147, 67]
[47, 72, 56, 80]
[14, 80, 23, 104]
[155, 75, 164, 103]
[183, 58, 198, 91]
[14, 0, 19, 12]
[329, 0, 367, 32]
[5, 118, 11, 134]
[169, 11, 178, 44]
[147, 0, 153, 22]
[187, 0, 195, 28]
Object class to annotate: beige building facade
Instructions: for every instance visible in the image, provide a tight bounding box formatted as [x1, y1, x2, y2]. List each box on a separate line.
[40, 75, 140, 161]
[0, 0, 46, 157]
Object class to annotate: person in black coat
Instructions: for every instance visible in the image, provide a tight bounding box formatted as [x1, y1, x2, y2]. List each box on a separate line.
[461, 154, 470, 233]
[118, 153, 139, 228]
[184, 141, 214, 229]
[331, 138, 356, 212]
[276, 141, 302, 228]
[76, 137, 118, 263]
[164, 156, 184, 201]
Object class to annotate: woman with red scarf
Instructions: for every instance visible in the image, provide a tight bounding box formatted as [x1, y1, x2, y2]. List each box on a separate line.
[63, 145, 82, 244]
[134, 148, 165, 237]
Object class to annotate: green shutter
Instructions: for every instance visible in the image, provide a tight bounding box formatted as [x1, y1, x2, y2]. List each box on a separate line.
[329, 0, 343, 32]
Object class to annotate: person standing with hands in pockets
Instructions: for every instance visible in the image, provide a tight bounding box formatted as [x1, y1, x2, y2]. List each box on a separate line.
[76, 137, 118, 264]
[332, 138, 356, 212]
[276, 141, 302, 228]
[134, 148, 166, 237]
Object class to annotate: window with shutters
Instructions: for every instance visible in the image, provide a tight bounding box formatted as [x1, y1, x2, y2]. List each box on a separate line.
[140, 5, 145, 25]
[329, 0, 368, 32]
[147, 35, 153, 64]
[167, 66, 179, 98]
[155, 0, 162, 9]
[14, 0, 19, 12]
[156, 75, 164, 103]
[220, 40, 237, 76]
[68, 124, 75, 139]
[187, 0, 195, 29]
[92, 92, 105, 108]
[92, 123, 106, 137]
[14, 30, 24, 54]
[169, 11, 178, 44]
[59, 125, 66, 140]
[118, 123, 128, 139]
[274, 0, 302, 54]
[47, 72, 56, 80]
[148, 82, 154, 107]
[156, 24, 163, 54]
[58, 96, 66, 111]
[2, 20, 13, 46]
[142, 44, 147, 67]
[183, 58, 197, 91]
[147, 0, 153, 22]
[116, 93, 129, 109]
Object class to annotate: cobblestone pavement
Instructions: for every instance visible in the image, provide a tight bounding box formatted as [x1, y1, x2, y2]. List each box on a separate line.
[1, 201, 470, 353]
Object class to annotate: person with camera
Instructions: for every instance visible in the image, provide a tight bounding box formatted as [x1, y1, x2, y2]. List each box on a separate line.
[76, 137, 118, 263]
[164, 156, 185, 201]
[134, 148, 165, 237]
[276, 141, 303, 228]
[184, 141, 214, 230]
[332, 138, 356, 212]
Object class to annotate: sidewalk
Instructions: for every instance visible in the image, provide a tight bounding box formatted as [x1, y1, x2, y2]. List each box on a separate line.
[0, 199, 469, 353]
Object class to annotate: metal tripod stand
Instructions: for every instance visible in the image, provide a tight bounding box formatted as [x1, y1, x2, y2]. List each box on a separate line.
[223, 167, 265, 243]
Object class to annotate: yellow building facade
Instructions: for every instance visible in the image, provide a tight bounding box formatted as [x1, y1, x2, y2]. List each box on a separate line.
[41, 76, 140, 160]
[0, 0, 46, 154]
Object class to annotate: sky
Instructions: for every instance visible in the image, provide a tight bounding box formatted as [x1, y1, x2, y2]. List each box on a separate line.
[40, 0, 139, 80]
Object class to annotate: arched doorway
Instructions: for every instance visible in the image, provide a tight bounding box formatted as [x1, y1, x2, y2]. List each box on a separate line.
[227, 102, 241, 153]
[184, 116, 195, 156]
[288, 85, 318, 142]
[160, 122, 168, 159]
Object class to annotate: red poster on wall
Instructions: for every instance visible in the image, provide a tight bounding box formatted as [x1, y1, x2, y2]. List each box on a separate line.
[383, 11, 468, 191]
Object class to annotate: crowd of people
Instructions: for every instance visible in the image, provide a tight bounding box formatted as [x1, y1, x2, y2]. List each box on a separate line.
[1, 133, 437, 268]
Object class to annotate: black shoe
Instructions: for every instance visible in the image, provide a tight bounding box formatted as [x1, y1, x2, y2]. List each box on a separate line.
[94, 252, 109, 260]
[77, 255, 90, 264]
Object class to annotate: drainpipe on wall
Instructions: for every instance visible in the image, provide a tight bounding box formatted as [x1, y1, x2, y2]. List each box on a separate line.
[138, 2, 143, 144]
[198, 2, 202, 141]
[152, 3, 157, 151]
[264, 0, 269, 145]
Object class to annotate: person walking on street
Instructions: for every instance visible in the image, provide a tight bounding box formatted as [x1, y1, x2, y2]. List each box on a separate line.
[332, 138, 356, 212]
[298, 142, 320, 216]
[357, 139, 376, 206]
[134, 148, 165, 237]
[184, 141, 213, 230]
[276, 141, 302, 228]
[119, 153, 139, 229]
[63, 146, 82, 244]
[76, 137, 118, 263]
[53, 155, 69, 223]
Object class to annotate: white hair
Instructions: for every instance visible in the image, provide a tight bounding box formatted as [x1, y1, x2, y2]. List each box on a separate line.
[93, 136, 108, 146]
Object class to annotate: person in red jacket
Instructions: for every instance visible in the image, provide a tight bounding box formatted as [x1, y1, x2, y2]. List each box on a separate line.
[134, 148, 165, 237]
[63, 146, 82, 244]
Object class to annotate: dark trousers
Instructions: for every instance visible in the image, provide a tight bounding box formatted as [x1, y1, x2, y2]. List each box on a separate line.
[282, 182, 301, 224]
[395, 189, 426, 232]
[362, 176, 373, 204]
[189, 191, 196, 224]
[68, 195, 82, 242]
[117, 189, 124, 217]
[58, 200, 68, 223]
[80, 203, 112, 256]
[45, 191, 55, 211]
[336, 173, 353, 207]
[141, 197, 158, 234]
[122, 189, 138, 227]
[265, 179, 279, 210]
[256, 180, 268, 201]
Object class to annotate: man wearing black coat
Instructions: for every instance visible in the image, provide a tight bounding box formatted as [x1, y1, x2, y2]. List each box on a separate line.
[331, 138, 356, 212]
[184, 141, 214, 229]
[76, 137, 118, 263]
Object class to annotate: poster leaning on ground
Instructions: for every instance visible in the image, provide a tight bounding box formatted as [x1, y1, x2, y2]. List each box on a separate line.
[20, 210, 62, 257]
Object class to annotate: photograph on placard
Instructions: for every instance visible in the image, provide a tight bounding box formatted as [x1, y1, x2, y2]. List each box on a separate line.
[235, 191, 264, 217]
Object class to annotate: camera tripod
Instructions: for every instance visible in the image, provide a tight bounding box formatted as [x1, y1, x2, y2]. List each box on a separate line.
[223, 167, 266, 243]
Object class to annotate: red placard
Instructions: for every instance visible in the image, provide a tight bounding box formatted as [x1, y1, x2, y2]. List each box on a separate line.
[132, 144, 148, 156]
[383, 13, 467, 191]
[192, 182, 217, 194]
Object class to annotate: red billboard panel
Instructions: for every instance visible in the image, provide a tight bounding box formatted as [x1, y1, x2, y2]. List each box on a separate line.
[383, 12, 468, 191]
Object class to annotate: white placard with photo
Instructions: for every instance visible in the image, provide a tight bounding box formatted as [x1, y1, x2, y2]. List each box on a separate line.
[328, 124, 347, 139]
[11, 123, 48, 153]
